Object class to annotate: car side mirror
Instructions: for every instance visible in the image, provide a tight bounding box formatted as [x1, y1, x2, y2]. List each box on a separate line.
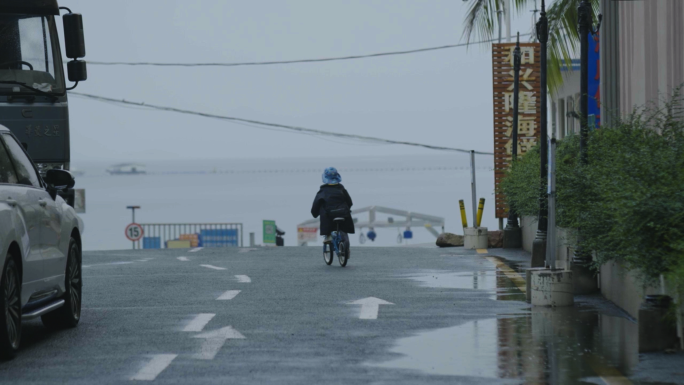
[44, 169, 75, 190]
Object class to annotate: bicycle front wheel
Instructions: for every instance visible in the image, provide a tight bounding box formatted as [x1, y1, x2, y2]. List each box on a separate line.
[338, 241, 348, 267]
[324, 243, 333, 265]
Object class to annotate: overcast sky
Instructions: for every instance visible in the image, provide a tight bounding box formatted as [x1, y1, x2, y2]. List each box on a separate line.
[61, 0, 539, 163]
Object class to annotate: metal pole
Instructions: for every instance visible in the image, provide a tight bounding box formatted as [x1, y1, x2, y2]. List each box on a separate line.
[546, 138, 557, 268]
[505, 0, 511, 42]
[573, 0, 601, 294]
[506, 34, 521, 231]
[497, 10, 503, 44]
[503, 33, 523, 249]
[470, 150, 477, 227]
[531, 0, 549, 268]
[579, 0, 591, 165]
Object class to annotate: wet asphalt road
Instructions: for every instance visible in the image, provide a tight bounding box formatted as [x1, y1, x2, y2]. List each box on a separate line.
[0, 246, 680, 384]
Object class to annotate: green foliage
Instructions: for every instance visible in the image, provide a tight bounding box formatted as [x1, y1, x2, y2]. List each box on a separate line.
[499, 145, 541, 218]
[461, 0, 601, 92]
[502, 95, 684, 284]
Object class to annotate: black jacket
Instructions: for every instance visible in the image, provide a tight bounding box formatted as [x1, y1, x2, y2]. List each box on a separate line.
[311, 184, 355, 235]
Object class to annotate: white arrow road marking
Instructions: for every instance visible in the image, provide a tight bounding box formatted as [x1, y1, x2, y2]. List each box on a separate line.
[130, 354, 177, 381]
[200, 264, 226, 271]
[217, 290, 241, 300]
[189, 247, 203, 252]
[183, 313, 216, 332]
[235, 275, 251, 283]
[347, 297, 394, 320]
[193, 326, 245, 360]
[177, 257, 189, 261]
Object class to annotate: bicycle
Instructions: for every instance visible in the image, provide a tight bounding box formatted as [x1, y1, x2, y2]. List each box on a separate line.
[323, 218, 349, 267]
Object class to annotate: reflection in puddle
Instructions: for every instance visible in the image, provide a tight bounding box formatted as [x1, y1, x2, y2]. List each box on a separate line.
[370, 306, 639, 382]
[369, 318, 500, 377]
[409, 270, 526, 301]
[386, 263, 640, 382]
[369, 302, 638, 384]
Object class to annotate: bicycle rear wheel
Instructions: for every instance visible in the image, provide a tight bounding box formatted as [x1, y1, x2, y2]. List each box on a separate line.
[323, 243, 333, 265]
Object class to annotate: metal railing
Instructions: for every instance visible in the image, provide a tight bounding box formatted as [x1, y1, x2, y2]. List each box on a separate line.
[134, 223, 243, 249]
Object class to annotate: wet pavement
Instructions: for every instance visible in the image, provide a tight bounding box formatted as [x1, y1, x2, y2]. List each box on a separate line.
[1, 246, 681, 384]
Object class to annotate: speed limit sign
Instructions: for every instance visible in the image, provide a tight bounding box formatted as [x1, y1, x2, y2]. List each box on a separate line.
[125, 223, 144, 241]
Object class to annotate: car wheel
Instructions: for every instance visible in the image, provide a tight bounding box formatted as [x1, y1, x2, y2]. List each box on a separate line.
[0, 256, 21, 359]
[42, 237, 81, 330]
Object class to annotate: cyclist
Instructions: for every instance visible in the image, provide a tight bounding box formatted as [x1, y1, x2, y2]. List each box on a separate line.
[311, 167, 355, 244]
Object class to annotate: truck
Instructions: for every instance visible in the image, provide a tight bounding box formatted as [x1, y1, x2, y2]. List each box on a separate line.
[0, 0, 87, 185]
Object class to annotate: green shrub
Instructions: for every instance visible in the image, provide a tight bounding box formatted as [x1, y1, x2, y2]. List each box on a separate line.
[501, 95, 684, 284]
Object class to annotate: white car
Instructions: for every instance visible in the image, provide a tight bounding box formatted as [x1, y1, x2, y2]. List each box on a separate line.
[0, 124, 84, 359]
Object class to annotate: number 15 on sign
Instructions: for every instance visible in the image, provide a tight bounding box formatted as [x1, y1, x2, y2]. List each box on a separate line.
[125, 223, 144, 248]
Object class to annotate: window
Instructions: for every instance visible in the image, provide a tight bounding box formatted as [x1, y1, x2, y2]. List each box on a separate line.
[2, 134, 40, 188]
[558, 99, 565, 139]
[0, 139, 18, 184]
[574, 93, 581, 133]
[551, 102, 557, 139]
[567, 98, 574, 135]
[0, 15, 63, 93]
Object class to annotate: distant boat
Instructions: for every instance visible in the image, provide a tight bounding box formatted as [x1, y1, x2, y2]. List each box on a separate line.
[107, 163, 146, 175]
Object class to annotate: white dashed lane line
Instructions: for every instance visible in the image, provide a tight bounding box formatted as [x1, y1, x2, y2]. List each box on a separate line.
[183, 313, 216, 332]
[200, 264, 226, 271]
[177, 257, 189, 261]
[235, 275, 251, 283]
[130, 354, 177, 381]
[83, 259, 153, 269]
[216, 290, 240, 300]
[189, 247, 203, 253]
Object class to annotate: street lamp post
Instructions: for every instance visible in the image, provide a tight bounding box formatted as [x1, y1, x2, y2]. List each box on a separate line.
[531, 0, 549, 267]
[503, 33, 523, 249]
[579, 0, 591, 165]
[573, 0, 601, 293]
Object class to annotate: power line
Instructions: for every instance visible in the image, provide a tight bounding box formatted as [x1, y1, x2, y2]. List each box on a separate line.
[87, 34, 533, 68]
[69, 92, 494, 155]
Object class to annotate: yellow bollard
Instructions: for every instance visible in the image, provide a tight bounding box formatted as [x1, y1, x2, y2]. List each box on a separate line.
[476, 198, 485, 228]
[459, 200, 468, 229]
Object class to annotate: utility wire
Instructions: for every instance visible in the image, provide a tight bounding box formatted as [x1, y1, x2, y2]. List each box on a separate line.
[69, 92, 494, 155]
[87, 34, 532, 68]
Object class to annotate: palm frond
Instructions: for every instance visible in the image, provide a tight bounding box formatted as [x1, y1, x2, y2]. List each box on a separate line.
[461, 0, 504, 45]
[461, 0, 601, 92]
[543, 0, 601, 93]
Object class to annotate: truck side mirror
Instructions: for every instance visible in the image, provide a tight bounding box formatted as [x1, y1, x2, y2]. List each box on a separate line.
[63, 13, 86, 59]
[67, 60, 87, 82]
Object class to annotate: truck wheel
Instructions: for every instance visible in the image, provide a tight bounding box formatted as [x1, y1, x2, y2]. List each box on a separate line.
[1, 256, 21, 359]
[42, 238, 81, 330]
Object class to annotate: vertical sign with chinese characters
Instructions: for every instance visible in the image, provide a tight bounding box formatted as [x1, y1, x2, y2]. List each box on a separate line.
[492, 43, 541, 218]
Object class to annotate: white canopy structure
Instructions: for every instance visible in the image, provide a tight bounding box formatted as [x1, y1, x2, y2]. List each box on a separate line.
[297, 206, 445, 246]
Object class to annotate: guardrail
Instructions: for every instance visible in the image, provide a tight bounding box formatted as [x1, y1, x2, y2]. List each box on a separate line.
[134, 223, 243, 249]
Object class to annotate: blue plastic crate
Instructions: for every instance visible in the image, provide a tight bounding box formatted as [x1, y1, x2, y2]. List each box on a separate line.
[142, 237, 161, 249]
[199, 229, 238, 247]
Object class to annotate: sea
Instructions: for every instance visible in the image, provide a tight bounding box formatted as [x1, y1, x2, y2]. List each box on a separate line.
[74, 153, 498, 251]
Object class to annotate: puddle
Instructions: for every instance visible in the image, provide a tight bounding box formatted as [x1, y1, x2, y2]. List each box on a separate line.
[408, 270, 526, 302]
[369, 307, 639, 382]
